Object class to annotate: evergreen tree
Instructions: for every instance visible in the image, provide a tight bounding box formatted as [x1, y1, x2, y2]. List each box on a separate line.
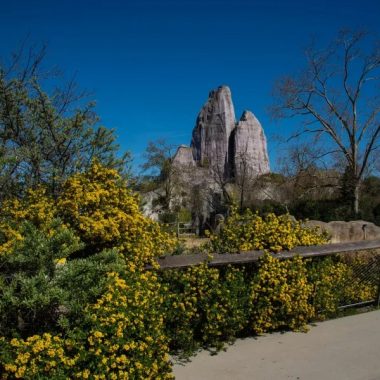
[0, 45, 130, 199]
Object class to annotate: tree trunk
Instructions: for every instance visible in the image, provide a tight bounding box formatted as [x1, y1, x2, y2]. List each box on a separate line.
[341, 166, 361, 217]
[240, 187, 244, 211]
[353, 181, 360, 217]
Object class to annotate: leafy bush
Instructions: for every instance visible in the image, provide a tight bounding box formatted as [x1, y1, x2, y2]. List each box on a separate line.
[0, 271, 173, 379]
[289, 175, 380, 225]
[0, 162, 176, 378]
[160, 254, 316, 356]
[160, 253, 376, 358]
[77, 271, 173, 379]
[0, 333, 80, 379]
[0, 220, 82, 338]
[0, 164, 376, 378]
[250, 254, 314, 334]
[208, 207, 328, 253]
[57, 162, 177, 266]
[161, 264, 250, 356]
[0, 162, 177, 267]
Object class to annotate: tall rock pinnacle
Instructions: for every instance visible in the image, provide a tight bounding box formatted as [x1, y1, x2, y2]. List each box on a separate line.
[191, 86, 236, 175]
[232, 110, 270, 178]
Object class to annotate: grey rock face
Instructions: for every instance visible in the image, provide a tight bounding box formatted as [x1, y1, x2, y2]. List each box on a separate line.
[190, 86, 270, 180]
[143, 87, 271, 222]
[172, 145, 195, 167]
[232, 110, 270, 179]
[191, 86, 236, 175]
[305, 220, 380, 243]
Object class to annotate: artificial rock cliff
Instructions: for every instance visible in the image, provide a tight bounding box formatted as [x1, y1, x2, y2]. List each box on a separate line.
[173, 85, 270, 179]
[191, 86, 236, 175]
[144, 86, 270, 221]
[231, 110, 270, 179]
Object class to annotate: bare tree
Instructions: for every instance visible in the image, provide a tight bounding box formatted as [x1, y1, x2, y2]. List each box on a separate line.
[272, 30, 380, 215]
[278, 142, 341, 203]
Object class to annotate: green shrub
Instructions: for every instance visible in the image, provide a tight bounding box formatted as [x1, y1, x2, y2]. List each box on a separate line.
[0, 165, 377, 378]
[161, 264, 250, 356]
[0, 271, 173, 379]
[250, 254, 314, 334]
[207, 207, 328, 253]
[0, 220, 82, 338]
[0, 163, 176, 378]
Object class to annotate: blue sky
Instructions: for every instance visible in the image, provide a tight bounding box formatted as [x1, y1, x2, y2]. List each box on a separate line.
[1, 0, 380, 172]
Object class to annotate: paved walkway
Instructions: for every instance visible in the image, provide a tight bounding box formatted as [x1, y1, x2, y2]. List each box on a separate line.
[173, 310, 380, 380]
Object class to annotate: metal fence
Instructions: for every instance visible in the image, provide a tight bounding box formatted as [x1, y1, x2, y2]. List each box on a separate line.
[334, 250, 380, 309]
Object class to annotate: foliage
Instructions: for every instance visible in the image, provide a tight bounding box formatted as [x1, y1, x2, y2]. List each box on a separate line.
[359, 176, 380, 225]
[207, 207, 328, 253]
[0, 46, 130, 200]
[0, 220, 82, 338]
[250, 199, 289, 216]
[0, 162, 177, 378]
[140, 139, 179, 212]
[308, 253, 379, 318]
[288, 175, 380, 225]
[250, 254, 314, 334]
[0, 333, 80, 379]
[77, 271, 173, 379]
[290, 199, 351, 222]
[57, 161, 179, 266]
[0, 163, 377, 377]
[161, 264, 250, 356]
[0, 162, 177, 267]
[159, 251, 377, 358]
[0, 272, 173, 379]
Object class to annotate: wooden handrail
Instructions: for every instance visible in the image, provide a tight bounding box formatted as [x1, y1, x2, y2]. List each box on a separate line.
[150, 239, 380, 270]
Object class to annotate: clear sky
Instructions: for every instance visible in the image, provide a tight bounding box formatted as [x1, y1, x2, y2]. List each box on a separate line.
[1, 0, 380, 172]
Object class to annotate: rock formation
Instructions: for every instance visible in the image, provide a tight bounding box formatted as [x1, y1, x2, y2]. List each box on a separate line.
[191, 86, 236, 175]
[231, 110, 270, 179]
[305, 220, 380, 243]
[172, 145, 195, 167]
[188, 85, 270, 179]
[144, 85, 271, 221]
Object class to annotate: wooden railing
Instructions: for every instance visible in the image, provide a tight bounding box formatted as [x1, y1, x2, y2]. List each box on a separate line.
[151, 239, 380, 270]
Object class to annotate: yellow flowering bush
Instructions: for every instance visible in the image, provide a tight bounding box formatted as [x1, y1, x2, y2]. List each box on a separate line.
[0, 223, 23, 256]
[250, 254, 314, 334]
[77, 271, 173, 379]
[0, 162, 177, 378]
[340, 252, 379, 304]
[1, 187, 56, 227]
[208, 207, 328, 253]
[161, 264, 250, 355]
[0, 187, 57, 256]
[1, 271, 173, 379]
[0, 333, 80, 379]
[0, 163, 377, 378]
[160, 255, 315, 355]
[0, 162, 177, 267]
[57, 161, 177, 266]
[307, 257, 348, 317]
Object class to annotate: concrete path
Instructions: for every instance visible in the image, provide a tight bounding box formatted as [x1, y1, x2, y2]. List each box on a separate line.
[173, 310, 380, 380]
